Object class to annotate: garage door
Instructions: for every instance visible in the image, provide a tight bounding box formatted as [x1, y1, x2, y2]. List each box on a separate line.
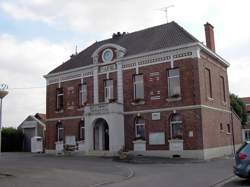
[23, 128, 35, 152]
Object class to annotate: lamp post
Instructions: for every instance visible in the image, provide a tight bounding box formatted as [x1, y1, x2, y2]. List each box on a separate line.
[0, 84, 8, 153]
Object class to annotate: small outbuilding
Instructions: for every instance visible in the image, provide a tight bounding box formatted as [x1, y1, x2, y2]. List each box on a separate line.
[18, 113, 46, 152]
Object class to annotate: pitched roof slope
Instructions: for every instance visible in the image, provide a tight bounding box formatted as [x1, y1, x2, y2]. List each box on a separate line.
[49, 21, 199, 75]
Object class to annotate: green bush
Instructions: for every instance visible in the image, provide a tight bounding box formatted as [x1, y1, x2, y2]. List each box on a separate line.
[230, 93, 248, 125]
[1, 127, 24, 152]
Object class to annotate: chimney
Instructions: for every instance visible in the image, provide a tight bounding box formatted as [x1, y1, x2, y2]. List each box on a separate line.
[204, 22, 215, 52]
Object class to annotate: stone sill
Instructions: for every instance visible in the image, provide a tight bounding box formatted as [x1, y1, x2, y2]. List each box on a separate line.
[166, 97, 182, 102]
[77, 107, 84, 111]
[168, 139, 184, 143]
[131, 100, 145, 105]
[221, 101, 227, 106]
[55, 110, 64, 113]
[207, 97, 214, 101]
[133, 140, 146, 144]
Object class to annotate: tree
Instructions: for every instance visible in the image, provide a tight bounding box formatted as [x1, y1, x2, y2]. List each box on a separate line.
[230, 93, 247, 125]
[1, 127, 24, 152]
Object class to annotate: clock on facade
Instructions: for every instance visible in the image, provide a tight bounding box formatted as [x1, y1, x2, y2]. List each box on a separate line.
[102, 48, 114, 62]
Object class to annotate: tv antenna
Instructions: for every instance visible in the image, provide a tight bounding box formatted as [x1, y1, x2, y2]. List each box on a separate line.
[75, 45, 78, 55]
[158, 5, 174, 23]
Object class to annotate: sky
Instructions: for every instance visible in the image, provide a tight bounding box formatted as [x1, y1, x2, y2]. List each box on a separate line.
[0, 0, 250, 128]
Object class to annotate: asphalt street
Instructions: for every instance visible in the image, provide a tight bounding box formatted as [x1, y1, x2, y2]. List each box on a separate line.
[0, 153, 249, 187]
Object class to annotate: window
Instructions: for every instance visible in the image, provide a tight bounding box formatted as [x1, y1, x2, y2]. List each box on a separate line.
[220, 123, 223, 131]
[170, 114, 183, 139]
[79, 120, 85, 141]
[104, 79, 113, 102]
[56, 88, 64, 111]
[56, 122, 64, 141]
[220, 76, 226, 102]
[227, 124, 231, 133]
[247, 114, 250, 122]
[133, 74, 144, 100]
[244, 130, 250, 141]
[79, 84, 87, 106]
[245, 102, 250, 107]
[167, 69, 181, 98]
[205, 68, 212, 98]
[135, 117, 145, 139]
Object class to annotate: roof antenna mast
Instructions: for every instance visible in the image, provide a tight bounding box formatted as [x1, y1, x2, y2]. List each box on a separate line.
[75, 45, 78, 55]
[160, 5, 174, 23]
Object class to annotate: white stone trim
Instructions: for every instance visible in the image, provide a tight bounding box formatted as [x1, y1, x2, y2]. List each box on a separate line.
[93, 67, 99, 104]
[46, 104, 231, 122]
[46, 115, 83, 122]
[117, 62, 124, 103]
[91, 43, 126, 59]
[45, 44, 201, 85]
[198, 43, 230, 67]
[45, 149, 56, 154]
[129, 144, 241, 159]
[44, 42, 229, 81]
[124, 104, 231, 115]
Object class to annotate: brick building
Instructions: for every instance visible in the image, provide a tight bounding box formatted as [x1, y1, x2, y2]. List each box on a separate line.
[44, 22, 242, 159]
[240, 97, 250, 141]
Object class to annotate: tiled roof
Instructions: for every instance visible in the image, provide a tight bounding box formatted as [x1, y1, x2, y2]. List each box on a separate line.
[48, 21, 199, 74]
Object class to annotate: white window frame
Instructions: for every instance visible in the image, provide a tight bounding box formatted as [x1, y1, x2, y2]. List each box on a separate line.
[79, 121, 85, 141]
[245, 130, 250, 141]
[170, 115, 183, 140]
[227, 124, 231, 134]
[168, 69, 181, 98]
[57, 124, 64, 142]
[104, 79, 113, 102]
[56, 88, 64, 111]
[79, 84, 87, 106]
[135, 118, 145, 139]
[133, 74, 144, 100]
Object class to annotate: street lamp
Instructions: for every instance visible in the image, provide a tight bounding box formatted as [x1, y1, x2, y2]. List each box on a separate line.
[0, 84, 8, 153]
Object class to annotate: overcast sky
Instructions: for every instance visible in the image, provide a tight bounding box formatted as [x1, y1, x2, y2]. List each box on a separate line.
[1, 0, 250, 127]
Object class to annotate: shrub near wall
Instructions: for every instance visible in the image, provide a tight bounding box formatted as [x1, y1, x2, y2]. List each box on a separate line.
[1, 127, 24, 152]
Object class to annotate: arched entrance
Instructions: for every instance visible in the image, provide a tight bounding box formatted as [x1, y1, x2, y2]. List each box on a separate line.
[93, 118, 109, 151]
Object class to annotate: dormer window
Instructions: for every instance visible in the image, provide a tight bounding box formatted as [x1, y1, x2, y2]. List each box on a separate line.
[102, 48, 114, 63]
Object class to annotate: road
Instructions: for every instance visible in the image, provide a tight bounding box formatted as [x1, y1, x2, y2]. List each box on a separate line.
[0, 153, 249, 187]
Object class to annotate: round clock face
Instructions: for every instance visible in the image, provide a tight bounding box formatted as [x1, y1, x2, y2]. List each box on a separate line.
[102, 49, 113, 62]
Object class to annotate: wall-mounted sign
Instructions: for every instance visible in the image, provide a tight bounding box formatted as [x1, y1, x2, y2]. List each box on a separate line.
[152, 112, 160, 120]
[188, 130, 194, 137]
[149, 132, 165, 145]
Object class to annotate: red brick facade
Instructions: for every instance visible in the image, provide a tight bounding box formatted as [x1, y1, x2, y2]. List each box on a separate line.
[44, 22, 242, 158]
[45, 54, 242, 151]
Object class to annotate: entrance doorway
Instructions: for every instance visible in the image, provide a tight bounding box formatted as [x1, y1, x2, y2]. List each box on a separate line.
[93, 118, 109, 151]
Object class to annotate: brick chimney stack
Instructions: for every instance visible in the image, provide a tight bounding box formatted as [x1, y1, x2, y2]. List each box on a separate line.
[204, 22, 215, 52]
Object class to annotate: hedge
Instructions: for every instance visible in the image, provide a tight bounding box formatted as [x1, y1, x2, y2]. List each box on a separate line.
[1, 127, 24, 152]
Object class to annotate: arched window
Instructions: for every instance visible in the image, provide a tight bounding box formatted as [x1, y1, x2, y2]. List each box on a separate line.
[170, 114, 183, 139]
[56, 121, 64, 141]
[79, 120, 85, 141]
[135, 117, 145, 139]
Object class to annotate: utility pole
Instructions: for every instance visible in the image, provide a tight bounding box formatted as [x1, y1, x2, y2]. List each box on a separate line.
[0, 84, 8, 153]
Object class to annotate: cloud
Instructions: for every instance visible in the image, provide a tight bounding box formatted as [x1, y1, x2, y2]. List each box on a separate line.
[1, 0, 250, 46]
[0, 0, 250, 128]
[0, 34, 72, 127]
